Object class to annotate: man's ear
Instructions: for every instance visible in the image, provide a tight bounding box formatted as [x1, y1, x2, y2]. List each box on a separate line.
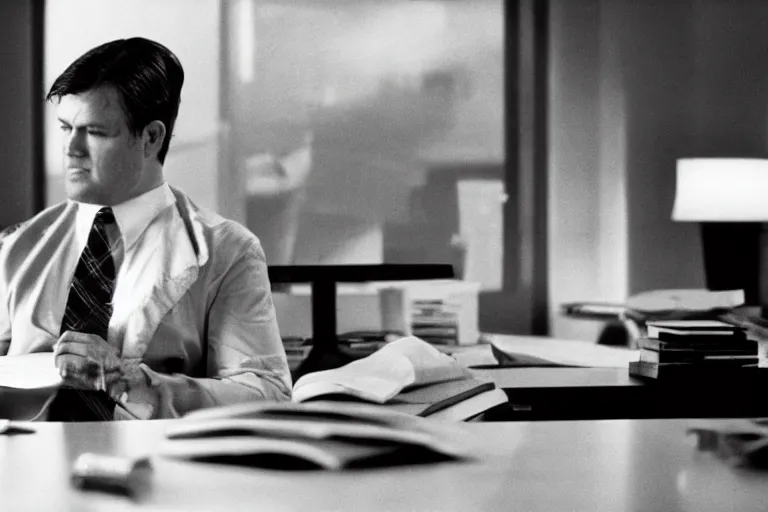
[143, 121, 167, 159]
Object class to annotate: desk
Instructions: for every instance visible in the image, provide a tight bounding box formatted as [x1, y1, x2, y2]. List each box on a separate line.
[476, 334, 768, 421]
[474, 366, 768, 420]
[1, 418, 766, 511]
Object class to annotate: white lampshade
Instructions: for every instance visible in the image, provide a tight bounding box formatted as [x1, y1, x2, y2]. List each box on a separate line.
[672, 158, 768, 221]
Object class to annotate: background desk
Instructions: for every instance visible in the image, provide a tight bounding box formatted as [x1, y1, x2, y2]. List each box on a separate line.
[474, 367, 768, 420]
[1, 418, 766, 511]
[476, 334, 768, 421]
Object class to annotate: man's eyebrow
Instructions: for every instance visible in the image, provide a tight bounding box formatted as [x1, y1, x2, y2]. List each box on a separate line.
[56, 118, 110, 129]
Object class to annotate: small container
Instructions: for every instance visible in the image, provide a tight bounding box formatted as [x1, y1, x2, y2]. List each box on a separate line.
[71, 452, 152, 497]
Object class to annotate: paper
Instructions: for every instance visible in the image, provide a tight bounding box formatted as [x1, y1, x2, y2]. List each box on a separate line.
[436, 344, 499, 367]
[486, 334, 639, 368]
[162, 400, 481, 470]
[0, 352, 61, 389]
[626, 289, 744, 313]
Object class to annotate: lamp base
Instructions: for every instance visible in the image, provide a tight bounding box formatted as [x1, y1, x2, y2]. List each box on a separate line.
[700, 222, 762, 306]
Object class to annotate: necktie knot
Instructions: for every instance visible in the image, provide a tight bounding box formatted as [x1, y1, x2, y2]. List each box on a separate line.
[95, 207, 115, 226]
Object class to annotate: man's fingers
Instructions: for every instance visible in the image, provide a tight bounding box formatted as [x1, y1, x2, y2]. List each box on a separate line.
[53, 340, 92, 358]
[58, 363, 97, 390]
[104, 369, 123, 384]
[56, 331, 106, 349]
[108, 377, 128, 401]
[55, 353, 85, 372]
[54, 331, 120, 372]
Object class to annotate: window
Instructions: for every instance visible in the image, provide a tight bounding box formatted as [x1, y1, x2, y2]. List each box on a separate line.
[43, 0, 548, 334]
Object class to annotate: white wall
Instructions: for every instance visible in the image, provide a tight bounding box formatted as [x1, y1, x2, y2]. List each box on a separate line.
[548, 0, 768, 340]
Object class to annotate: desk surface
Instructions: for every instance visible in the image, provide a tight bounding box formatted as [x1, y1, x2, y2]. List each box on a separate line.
[1, 418, 766, 511]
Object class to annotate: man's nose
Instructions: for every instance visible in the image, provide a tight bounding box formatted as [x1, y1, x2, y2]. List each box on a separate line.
[65, 130, 87, 157]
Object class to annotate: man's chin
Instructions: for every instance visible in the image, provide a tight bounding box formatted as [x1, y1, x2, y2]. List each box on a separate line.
[65, 180, 104, 205]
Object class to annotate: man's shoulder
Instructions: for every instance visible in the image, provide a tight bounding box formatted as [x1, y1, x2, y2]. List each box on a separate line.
[171, 188, 263, 253]
[206, 215, 264, 257]
[0, 222, 27, 244]
[0, 202, 70, 248]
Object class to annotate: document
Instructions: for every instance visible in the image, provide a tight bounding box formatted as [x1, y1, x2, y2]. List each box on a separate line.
[0, 352, 61, 389]
[162, 400, 481, 470]
[486, 334, 639, 368]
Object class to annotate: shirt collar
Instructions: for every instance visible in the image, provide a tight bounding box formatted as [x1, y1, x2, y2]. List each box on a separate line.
[74, 183, 176, 250]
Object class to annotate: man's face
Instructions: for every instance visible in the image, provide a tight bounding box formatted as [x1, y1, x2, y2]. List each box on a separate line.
[56, 86, 147, 205]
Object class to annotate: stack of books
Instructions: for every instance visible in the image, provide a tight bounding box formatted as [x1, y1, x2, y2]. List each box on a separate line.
[629, 320, 759, 381]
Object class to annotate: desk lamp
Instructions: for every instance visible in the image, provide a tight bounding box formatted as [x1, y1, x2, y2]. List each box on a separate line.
[268, 264, 454, 378]
[672, 158, 768, 314]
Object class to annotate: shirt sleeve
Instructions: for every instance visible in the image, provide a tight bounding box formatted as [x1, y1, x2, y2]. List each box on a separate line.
[0, 223, 23, 356]
[117, 237, 292, 419]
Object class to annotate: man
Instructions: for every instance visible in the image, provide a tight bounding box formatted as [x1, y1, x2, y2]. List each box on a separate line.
[0, 37, 292, 420]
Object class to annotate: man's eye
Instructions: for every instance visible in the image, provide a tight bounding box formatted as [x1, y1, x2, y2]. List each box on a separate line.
[87, 130, 104, 136]
[59, 125, 71, 132]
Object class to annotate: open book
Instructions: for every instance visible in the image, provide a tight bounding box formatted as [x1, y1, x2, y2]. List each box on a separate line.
[291, 336, 500, 418]
[161, 400, 480, 470]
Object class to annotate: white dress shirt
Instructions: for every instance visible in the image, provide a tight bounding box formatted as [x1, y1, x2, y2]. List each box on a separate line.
[72, 183, 176, 343]
[0, 183, 291, 419]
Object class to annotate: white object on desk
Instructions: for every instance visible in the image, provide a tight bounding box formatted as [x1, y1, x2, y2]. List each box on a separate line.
[486, 334, 639, 368]
[0, 352, 61, 389]
[626, 288, 745, 313]
[440, 343, 499, 367]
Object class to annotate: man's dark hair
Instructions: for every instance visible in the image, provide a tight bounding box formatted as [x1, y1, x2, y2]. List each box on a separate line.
[46, 37, 184, 164]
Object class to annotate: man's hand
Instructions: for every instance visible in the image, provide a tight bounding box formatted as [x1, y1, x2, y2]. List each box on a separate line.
[54, 331, 124, 394]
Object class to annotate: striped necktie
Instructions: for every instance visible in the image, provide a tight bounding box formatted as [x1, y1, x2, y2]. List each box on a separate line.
[48, 207, 118, 421]
[60, 207, 117, 338]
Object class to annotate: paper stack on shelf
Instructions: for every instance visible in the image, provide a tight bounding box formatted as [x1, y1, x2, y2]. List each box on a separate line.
[378, 280, 480, 346]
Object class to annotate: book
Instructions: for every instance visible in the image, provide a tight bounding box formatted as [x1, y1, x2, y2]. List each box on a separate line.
[385, 378, 496, 417]
[629, 360, 765, 382]
[291, 336, 473, 404]
[638, 348, 758, 365]
[161, 401, 480, 470]
[424, 387, 509, 421]
[650, 330, 748, 344]
[637, 337, 757, 352]
[289, 336, 503, 420]
[646, 319, 744, 339]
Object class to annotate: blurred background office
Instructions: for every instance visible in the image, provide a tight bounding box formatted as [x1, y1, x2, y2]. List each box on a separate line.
[3, 0, 768, 342]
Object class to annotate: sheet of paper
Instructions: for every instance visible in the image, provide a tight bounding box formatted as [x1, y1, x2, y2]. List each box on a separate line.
[437, 344, 499, 367]
[164, 400, 481, 470]
[0, 352, 61, 389]
[486, 334, 639, 368]
[292, 352, 414, 403]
